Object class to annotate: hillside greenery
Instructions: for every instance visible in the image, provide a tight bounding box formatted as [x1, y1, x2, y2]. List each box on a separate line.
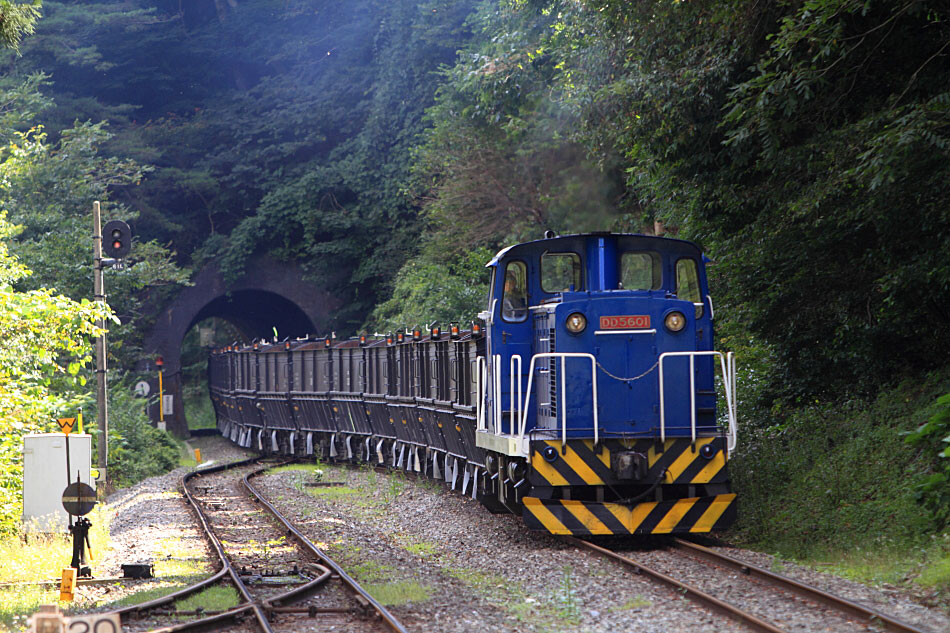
[0, 0, 947, 592]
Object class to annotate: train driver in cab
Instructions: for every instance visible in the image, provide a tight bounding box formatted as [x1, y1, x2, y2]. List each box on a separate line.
[502, 267, 528, 321]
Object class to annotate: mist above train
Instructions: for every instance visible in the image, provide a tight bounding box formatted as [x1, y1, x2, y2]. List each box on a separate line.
[209, 233, 738, 536]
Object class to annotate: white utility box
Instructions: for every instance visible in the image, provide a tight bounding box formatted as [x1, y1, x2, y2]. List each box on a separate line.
[22, 433, 93, 532]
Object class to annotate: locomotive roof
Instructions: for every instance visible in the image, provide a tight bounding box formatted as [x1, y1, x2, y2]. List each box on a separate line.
[487, 232, 702, 267]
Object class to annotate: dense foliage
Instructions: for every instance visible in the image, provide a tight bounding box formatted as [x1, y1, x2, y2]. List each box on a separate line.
[414, 0, 950, 407]
[1, 0, 486, 329]
[731, 369, 950, 558]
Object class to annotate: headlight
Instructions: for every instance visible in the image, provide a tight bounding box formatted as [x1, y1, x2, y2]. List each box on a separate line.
[664, 311, 686, 332]
[565, 312, 587, 334]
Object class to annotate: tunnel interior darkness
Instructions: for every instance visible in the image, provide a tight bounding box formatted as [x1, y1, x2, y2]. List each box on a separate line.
[187, 289, 316, 342]
[176, 289, 317, 431]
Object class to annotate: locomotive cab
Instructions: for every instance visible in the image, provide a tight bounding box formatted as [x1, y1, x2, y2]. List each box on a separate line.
[477, 233, 738, 535]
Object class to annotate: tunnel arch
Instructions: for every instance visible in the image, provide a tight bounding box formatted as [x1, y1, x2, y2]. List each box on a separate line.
[141, 254, 341, 436]
[187, 289, 315, 342]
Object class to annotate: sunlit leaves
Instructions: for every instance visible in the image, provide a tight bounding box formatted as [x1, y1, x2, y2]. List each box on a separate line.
[0, 0, 41, 53]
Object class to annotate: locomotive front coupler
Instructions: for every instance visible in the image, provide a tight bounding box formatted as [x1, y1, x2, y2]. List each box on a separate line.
[612, 450, 649, 481]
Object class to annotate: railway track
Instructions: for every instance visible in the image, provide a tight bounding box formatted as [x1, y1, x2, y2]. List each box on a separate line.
[113, 458, 409, 633]
[568, 536, 935, 633]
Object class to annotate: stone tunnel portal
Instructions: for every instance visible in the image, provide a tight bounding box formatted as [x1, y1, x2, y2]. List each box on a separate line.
[141, 255, 340, 436]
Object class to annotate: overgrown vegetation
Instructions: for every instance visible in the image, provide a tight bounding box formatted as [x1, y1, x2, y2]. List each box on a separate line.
[0, 506, 110, 630]
[731, 370, 950, 590]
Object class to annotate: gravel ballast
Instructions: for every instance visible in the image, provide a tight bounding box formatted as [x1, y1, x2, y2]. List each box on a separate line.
[65, 437, 950, 632]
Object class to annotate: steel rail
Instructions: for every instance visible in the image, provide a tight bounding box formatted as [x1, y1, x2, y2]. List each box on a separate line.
[565, 536, 789, 633]
[244, 465, 411, 633]
[114, 457, 317, 633]
[112, 457, 260, 623]
[670, 538, 933, 633]
[168, 459, 275, 633]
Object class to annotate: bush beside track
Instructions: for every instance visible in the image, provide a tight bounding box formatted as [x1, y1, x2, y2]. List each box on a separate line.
[730, 368, 950, 601]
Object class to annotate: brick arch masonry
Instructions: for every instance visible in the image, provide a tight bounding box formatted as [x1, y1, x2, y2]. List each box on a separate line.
[140, 254, 341, 436]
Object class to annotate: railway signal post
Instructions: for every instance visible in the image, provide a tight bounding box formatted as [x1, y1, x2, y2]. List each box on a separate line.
[92, 201, 132, 493]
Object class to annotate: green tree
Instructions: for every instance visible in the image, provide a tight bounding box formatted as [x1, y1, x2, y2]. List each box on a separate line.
[414, 0, 623, 251]
[0, 0, 41, 52]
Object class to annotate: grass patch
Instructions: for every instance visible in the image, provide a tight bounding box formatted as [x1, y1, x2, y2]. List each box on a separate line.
[106, 581, 190, 608]
[349, 560, 395, 583]
[392, 533, 440, 560]
[152, 534, 210, 578]
[446, 567, 506, 592]
[175, 585, 240, 612]
[1, 508, 111, 583]
[446, 567, 569, 627]
[304, 486, 361, 500]
[611, 596, 652, 611]
[0, 584, 60, 631]
[177, 439, 197, 468]
[220, 536, 291, 559]
[918, 554, 950, 588]
[362, 580, 430, 606]
[404, 541, 439, 558]
[268, 463, 326, 477]
[0, 507, 113, 630]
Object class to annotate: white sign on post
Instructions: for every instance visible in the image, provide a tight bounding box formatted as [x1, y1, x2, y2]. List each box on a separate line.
[162, 395, 174, 415]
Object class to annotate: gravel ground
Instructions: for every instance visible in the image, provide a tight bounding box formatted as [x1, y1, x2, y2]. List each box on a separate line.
[63, 436, 950, 633]
[255, 463, 748, 633]
[622, 547, 874, 633]
[66, 435, 253, 616]
[705, 546, 950, 633]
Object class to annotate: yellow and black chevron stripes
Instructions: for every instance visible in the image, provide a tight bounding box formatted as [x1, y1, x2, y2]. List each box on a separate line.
[528, 438, 728, 487]
[522, 493, 737, 536]
[530, 439, 611, 486]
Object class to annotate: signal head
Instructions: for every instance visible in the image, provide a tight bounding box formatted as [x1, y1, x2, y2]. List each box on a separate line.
[102, 220, 132, 259]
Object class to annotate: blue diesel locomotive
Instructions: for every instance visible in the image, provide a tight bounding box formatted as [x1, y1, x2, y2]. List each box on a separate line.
[208, 233, 738, 536]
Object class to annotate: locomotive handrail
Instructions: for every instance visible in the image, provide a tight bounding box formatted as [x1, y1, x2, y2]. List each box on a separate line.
[492, 354, 502, 434]
[509, 354, 523, 435]
[519, 353, 599, 447]
[476, 356, 487, 431]
[658, 351, 737, 452]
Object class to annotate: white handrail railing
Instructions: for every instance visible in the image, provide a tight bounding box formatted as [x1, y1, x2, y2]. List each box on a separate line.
[519, 353, 599, 447]
[509, 354, 522, 434]
[658, 351, 737, 452]
[475, 356, 487, 431]
[493, 354, 502, 433]
[477, 349, 736, 454]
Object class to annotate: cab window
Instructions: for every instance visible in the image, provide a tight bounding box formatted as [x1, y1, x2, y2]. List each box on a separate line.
[502, 261, 528, 322]
[541, 252, 583, 293]
[675, 258, 704, 318]
[620, 252, 661, 290]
